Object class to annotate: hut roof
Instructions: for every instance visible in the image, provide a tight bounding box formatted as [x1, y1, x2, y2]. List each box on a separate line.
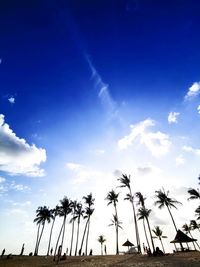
[170, 230, 197, 243]
[122, 239, 135, 247]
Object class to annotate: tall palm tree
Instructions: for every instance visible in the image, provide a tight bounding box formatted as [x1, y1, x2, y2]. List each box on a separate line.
[137, 207, 155, 252]
[74, 203, 84, 256]
[154, 189, 183, 251]
[34, 206, 51, 256]
[182, 223, 199, 250]
[79, 193, 95, 256]
[105, 190, 120, 254]
[83, 193, 95, 256]
[69, 200, 77, 256]
[54, 197, 72, 259]
[135, 192, 150, 251]
[118, 174, 141, 253]
[152, 226, 167, 253]
[47, 206, 60, 256]
[97, 235, 106, 255]
[188, 188, 200, 200]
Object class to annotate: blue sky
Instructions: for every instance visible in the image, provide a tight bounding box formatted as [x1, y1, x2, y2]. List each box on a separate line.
[1, 0, 200, 255]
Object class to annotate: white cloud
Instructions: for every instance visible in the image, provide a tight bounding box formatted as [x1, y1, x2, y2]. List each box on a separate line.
[8, 96, 15, 104]
[118, 119, 171, 157]
[175, 155, 185, 165]
[168, 112, 180, 124]
[0, 176, 6, 183]
[197, 105, 200, 114]
[182, 145, 200, 156]
[0, 114, 46, 176]
[66, 162, 81, 171]
[184, 82, 200, 100]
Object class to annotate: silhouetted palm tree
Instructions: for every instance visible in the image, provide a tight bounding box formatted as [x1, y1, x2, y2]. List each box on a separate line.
[47, 206, 59, 256]
[74, 203, 84, 256]
[188, 188, 200, 200]
[152, 226, 167, 253]
[97, 235, 106, 255]
[195, 206, 200, 220]
[83, 193, 95, 256]
[182, 223, 198, 250]
[190, 220, 200, 233]
[118, 174, 141, 253]
[79, 193, 95, 256]
[154, 189, 183, 250]
[109, 214, 122, 253]
[69, 200, 77, 256]
[34, 206, 51, 256]
[137, 207, 155, 252]
[105, 189, 120, 254]
[54, 197, 72, 259]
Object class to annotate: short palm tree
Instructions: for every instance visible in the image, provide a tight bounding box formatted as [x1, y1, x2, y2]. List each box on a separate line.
[190, 220, 200, 233]
[182, 223, 199, 250]
[154, 189, 183, 251]
[98, 235, 106, 255]
[34, 206, 51, 256]
[118, 174, 141, 253]
[152, 226, 167, 253]
[69, 200, 77, 256]
[137, 207, 155, 252]
[188, 188, 200, 200]
[105, 190, 120, 254]
[74, 202, 84, 256]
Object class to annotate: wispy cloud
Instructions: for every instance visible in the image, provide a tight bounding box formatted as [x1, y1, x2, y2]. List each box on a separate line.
[8, 96, 15, 104]
[0, 179, 30, 196]
[0, 114, 46, 176]
[168, 112, 180, 124]
[182, 145, 200, 156]
[197, 105, 200, 114]
[85, 54, 119, 120]
[184, 82, 200, 100]
[118, 119, 171, 157]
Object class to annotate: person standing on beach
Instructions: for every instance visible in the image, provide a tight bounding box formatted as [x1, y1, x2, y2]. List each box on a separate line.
[1, 248, 5, 257]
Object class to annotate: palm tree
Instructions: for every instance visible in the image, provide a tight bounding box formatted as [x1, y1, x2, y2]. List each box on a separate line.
[118, 174, 141, 253]
[154, 189, 183, 251]
[47, 206, 60, 256]
[137, 207, 155, 252]
[190, 220, 200, 233]
[34, 206, 51, 256]
[188, 188, 200, 200]
[97, 235, 106, 255]
[182, 223, 198, 250]
[79, 193, 95, 256]
[109, 214, 122, 253]
[152, 226, 167, 253]
[69, 200, 77, 256]
[83, 193, 95, 256]
[195, 206, 200, 220]
[74, 203, 84, 256]
[54, 197, 72, 259]
[105, 190, 120, 254]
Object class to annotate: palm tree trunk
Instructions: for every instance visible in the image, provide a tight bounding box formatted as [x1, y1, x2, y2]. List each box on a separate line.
[85, 216, 91, 256]
[69, 218, 75, 256]
[145, 217, 155, 252]
[34, 224, 41, 256]
[60, 216, 66, 254]
[129, 188, 141, 253]
[80, 218, 89, 255]
[166, 205, 184, 251]
[75, 218, 80, 256]
[47, 218, 55, 256]
[159, 237, 165, 253]
[188, 231, 199, 250]
[114, 204, 119, 254]
[101, 243, 103, 255]
[143, 219, 150, 251]
[54, 221, 64, 260]
[36, 222, 45, 255]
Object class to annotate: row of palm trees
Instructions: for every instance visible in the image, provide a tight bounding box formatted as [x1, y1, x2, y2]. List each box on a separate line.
[34, 173, 200, 256]
[105, 173, 200, 254]
[33, 193, 94, 257]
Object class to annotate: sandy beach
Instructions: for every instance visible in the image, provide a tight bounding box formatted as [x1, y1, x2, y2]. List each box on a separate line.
[0, 252, 200, 267]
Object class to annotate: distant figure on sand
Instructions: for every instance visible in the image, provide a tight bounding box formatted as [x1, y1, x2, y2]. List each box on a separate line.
[20, 244, 25, 256]
[104, 245, 107, 255]
[50, 247, 53, 256]
[154, 247, 164, 256]
[89, 249, 92, 256]
[56, 245, 62, 263]
[78, 249, 81, 256]
[1, 248, 5, 257]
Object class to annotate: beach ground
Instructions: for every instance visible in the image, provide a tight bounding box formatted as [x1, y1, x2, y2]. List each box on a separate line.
[0, 252, 200, 267]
